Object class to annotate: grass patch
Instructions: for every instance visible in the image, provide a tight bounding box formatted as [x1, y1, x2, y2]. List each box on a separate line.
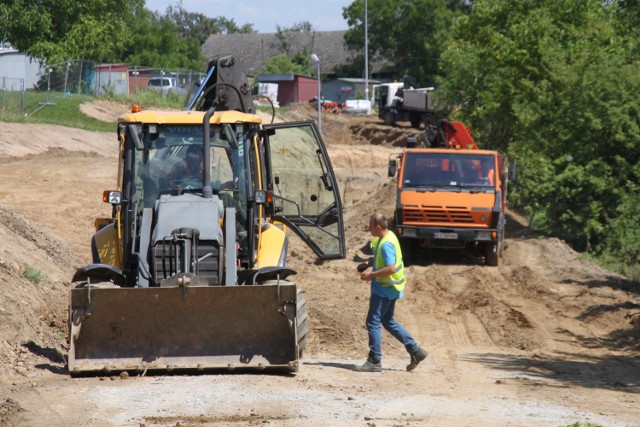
[1, 91, 113, 131]
[23, 265, 45, 284]
[0, 89, 282, 132]
[110, 89, 187, 110]
[0, 89, 188, 132]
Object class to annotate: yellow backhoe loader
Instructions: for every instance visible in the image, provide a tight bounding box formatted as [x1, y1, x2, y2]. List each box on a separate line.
[68, 56, 345, 375]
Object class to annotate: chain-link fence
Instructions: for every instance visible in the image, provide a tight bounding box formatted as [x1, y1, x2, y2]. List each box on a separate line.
[0, 57, 205, 117]
[0, 76, 26, 115]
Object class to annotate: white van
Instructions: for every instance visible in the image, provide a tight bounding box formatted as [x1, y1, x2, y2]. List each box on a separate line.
[147, 76, 185, 94]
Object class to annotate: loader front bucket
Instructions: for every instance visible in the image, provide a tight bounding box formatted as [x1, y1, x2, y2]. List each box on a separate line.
[68, 283, 300, 375]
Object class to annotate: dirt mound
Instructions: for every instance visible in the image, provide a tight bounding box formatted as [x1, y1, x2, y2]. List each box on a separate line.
[79, 100, 131, 122]
[276, 102, 422, 147]
[0, 204, 73, 383]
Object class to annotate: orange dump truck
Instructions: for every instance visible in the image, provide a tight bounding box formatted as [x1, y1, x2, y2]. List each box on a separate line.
[388, 120, 515, 266]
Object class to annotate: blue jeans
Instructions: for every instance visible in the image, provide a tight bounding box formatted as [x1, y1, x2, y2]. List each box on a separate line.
[366, 293, 419, 363]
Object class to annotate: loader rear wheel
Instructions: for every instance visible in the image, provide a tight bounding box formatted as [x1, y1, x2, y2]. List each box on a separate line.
[296, 287, 308, 358]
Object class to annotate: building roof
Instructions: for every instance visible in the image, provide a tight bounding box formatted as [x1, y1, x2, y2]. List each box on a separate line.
[331, 77, 382, 84]
[258, 73, 296, 82]
[201, 31, 388, 77]
[0, 48, 20, 56]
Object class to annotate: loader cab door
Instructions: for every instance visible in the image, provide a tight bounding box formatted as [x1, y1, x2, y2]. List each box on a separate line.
[263, 121, 345, 260]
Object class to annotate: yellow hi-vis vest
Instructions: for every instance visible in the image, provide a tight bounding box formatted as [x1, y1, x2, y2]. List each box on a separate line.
[373, 231, 406, 292]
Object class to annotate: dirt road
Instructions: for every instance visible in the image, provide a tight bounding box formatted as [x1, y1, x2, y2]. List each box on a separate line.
[0, 102, 639, 427]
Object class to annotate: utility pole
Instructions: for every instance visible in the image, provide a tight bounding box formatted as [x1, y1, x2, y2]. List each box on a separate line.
[311, 53, 322, 133]
[364, 0, 369, 104]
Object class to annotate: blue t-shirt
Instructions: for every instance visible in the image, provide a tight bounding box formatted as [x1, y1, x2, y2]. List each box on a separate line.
[371, 240, 404, 300]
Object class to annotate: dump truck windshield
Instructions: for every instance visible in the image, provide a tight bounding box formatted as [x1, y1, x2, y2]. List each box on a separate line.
[402, 152, 495, 189]
[134, 125, 246, 207]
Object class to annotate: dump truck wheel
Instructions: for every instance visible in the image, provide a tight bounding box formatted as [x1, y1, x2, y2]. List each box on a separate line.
[485, 243, 499, 266]
[399, 237, 414, 264]
[409, 114, 422, 129]
[296, 287, 308, 358]
[383, 110, 395, 126]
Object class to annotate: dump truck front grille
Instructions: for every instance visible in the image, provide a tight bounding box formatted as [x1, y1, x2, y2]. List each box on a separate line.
[403, 207, 474, 224]
[153, 240, 221, 285]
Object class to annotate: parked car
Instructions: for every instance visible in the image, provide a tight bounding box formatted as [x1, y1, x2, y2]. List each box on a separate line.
[147, 76, 186, 94]
[308, 97, 333, 107]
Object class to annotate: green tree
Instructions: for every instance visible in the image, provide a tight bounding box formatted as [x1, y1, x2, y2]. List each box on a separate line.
[1, 0, 145, 63]
[164, 1, 254, 45]
[602, 183, 640, 280]
[263, 54, 310, 75]
[437, 0, 640, 268]
[342, 0, 470, 86]
[121, 7, 203, 70]
[263, 22, 315, 75]
[1, 0, 254, 69]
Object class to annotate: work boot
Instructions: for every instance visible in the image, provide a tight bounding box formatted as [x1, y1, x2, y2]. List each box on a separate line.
[354, 358, 382, 372]
[406, 347, 428, 371]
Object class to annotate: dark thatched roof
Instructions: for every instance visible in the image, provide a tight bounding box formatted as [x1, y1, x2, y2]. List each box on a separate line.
[201, 30, 388, 77]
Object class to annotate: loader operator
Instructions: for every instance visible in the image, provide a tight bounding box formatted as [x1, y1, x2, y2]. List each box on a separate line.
[169, 144, 204, 188]
[354, 213, 429, 372]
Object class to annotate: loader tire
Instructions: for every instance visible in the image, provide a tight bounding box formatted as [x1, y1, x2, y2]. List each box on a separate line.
[260, 280, 308, 359]
[296, 287, 309, 358]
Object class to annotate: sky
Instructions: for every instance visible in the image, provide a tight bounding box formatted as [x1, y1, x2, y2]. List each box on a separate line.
[145, 0, 354, 33]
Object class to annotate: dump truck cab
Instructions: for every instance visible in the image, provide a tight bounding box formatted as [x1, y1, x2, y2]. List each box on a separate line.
[389, 120, 514, 266]
[68, 56, 345, 375]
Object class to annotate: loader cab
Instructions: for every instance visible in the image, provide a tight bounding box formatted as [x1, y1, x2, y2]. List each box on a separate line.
[111, 122, 246, 283]
[114, 115, 344, 286]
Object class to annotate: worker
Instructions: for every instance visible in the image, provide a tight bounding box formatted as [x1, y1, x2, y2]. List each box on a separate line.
[354, 213, 428, 372]
[480, 157, 495, 185]
[169, 144, 203, 186]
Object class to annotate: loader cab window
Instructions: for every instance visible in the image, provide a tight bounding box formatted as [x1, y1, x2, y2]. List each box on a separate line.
[131, 125, 246, 209]
[263, 121, 345, 259]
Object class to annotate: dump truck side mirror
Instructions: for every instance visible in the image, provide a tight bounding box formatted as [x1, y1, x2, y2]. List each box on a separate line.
[388, 160, 397, 177]
[508, 162, 517, 182]
[406, 135, 418, 148]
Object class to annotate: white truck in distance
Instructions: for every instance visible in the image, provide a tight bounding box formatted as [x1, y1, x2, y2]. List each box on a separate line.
[372, 81, 435, 128]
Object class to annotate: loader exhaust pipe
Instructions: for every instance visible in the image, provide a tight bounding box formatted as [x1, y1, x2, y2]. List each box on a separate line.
[202, 106, 215, 199]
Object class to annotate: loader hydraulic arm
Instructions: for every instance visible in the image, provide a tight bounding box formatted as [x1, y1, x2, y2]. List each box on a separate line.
[186, 56, 255, 114]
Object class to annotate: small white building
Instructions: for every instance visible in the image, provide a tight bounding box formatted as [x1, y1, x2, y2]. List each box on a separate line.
[0, 48, 43, 91]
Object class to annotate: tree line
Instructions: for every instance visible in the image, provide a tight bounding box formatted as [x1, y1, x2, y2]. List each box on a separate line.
[0, 0, 253, 70]
[2, 0, 638, 279]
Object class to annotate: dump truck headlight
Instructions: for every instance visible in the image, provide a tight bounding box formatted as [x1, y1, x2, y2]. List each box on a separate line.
[403, 228, 418, 237]
[476, 231, 492, 240]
